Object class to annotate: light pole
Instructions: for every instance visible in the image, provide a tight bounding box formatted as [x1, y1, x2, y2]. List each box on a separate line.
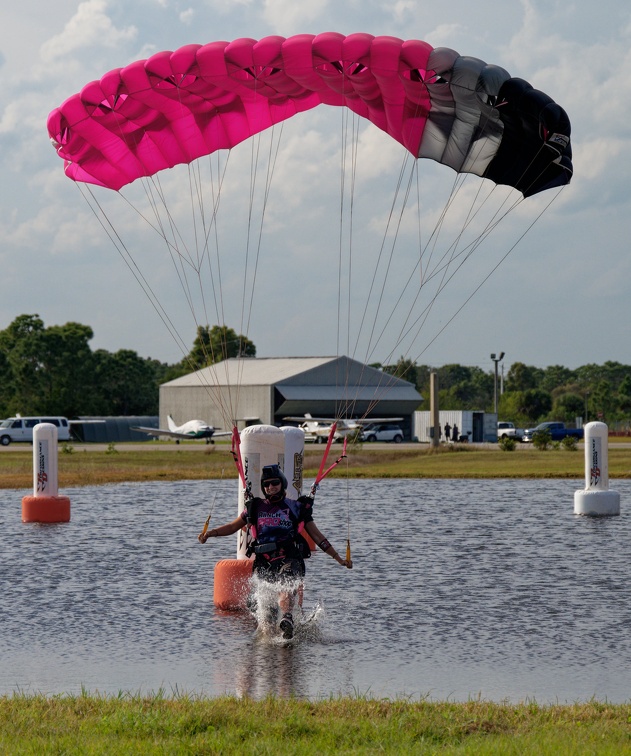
[490, 352, 505, 416]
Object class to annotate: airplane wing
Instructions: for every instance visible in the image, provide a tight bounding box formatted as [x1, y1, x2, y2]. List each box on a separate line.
[131, 426, 233, 440]
[283, 416, 337, 424]
[131, 425, 182, 438]
[348, 417, 403, 425]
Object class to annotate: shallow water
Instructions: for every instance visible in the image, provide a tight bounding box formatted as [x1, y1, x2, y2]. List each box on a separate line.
[1, 477, 631, 703]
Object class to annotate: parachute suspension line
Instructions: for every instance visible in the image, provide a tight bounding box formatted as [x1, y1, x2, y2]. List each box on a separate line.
[343, 91, 441, 417]
[188, 155, 244, 429]
[347, 114, 361, 356]
[362, 182, 528, 414]
[120, 156, 229, 349]
[410, 186, 566, 363]
[354, 155, 429, 417]
[349, 149, 415, 369]
[373, 168, 518, 364]
[345, 453, 351, 565]
[77, 183, 191, 359]
[229, 121, 286, 419]
[81, 176, 235, 431]
[143, 163, 236, 429]
[336, 107, 362, 420]
[241, 121, 286, 340]
[336, 103, 349, 419]
[343, 126, 537, 419]
[194, 154, 230, 350]
[374, 176, 498, 367]
[342, 149, 418, 418]
[188, 156, 224, 325]
[394, 186, 527, 354]
[201, 466, 226, 538]
[329, 100, 355, 556]
[80, 179, 230, 428]
[355, 91, 548, 391]
[168, 75, 237, 419]
[360, 153, 420, 367]
[375, 189, 527, 376]
[147, 173, 202, 323]
[122, 153, 238, 430]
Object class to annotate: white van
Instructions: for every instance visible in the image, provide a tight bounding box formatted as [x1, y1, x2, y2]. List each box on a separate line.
[0, 416, 72, 446]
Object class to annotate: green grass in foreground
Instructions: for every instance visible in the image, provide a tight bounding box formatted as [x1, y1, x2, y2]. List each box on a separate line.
[3, 441, 631, 489]
[1, 694, 631, 754]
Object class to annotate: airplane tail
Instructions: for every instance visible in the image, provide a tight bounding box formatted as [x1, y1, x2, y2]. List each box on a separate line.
[167, 415, 177, 432]
[301, 414, 320, 432]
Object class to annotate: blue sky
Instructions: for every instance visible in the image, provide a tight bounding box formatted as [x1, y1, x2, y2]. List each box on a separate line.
[1, 0, 630, 375]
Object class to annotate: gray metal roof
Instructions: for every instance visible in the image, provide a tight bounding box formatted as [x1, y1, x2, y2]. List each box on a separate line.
[163, 356, 337, 387]
[163, 356, 420, 396]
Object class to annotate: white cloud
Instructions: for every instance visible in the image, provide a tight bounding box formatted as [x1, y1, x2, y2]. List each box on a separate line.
[40, 0, 137, 63]
[179, 8, 195, 24]
[423, 23, 465, 49]
[262, 0, 331, 34]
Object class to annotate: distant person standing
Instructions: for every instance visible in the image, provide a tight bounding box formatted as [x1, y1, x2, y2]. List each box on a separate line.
[444, 422, 451, 442]
[452, 424, 459, 442]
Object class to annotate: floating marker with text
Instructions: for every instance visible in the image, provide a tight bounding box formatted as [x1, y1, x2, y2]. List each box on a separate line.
[21, 423, 71, 523]
[574, 421, 620, 516]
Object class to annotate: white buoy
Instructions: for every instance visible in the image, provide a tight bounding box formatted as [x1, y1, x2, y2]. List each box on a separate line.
[280, 425, 306, 499]
[281, 425, 314, 551]
[21, 423, 71, 523]
[236, 424, 285, 558]
[574, 421, 620, 516]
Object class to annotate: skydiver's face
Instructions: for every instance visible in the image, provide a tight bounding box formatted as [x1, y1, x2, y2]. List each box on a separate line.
[263, 479, 281, 495]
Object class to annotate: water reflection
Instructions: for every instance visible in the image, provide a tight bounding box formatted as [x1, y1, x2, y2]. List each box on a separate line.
[1, 478, 631, 702]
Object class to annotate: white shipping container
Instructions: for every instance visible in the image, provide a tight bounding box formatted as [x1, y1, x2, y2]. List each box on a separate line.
[413, 411, 498, 443]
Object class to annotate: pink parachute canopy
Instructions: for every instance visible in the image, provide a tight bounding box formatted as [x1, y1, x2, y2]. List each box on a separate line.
[47, 33, 572, 197]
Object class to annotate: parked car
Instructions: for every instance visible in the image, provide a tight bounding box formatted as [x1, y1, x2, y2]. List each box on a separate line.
[497, 421, 524, 441]
[0, 416, 72, 446]
[360, 423, 404, 443]
[522, 421, 584, 443]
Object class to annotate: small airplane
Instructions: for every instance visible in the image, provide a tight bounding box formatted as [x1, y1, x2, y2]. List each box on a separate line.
[283, 413, 402, 443]
[131, 415, 231, 444]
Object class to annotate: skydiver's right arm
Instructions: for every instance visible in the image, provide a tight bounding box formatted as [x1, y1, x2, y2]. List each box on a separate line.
[198, 515, 246, 543]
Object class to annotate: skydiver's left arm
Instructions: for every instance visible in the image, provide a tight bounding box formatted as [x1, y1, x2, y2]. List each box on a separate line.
[304, 520, 352, 568]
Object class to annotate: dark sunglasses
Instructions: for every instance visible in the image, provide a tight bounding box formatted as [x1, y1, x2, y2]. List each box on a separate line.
[262, 479, 281, 487]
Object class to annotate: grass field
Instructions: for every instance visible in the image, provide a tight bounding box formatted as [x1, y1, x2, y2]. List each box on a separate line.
[2, 440, 631, 489]
[1, 693, 631, 754]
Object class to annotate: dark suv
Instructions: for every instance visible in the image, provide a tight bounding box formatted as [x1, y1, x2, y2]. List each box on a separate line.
[360, 423, 404, 443]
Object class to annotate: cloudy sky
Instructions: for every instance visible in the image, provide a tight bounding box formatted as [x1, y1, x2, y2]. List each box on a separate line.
[1, 0, 629, 375]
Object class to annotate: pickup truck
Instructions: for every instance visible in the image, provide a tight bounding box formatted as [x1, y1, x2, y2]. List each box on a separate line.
[497, 421, 524, 441]
[522, 421, 584, 443]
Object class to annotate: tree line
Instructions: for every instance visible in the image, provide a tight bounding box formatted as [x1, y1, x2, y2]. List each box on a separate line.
[0, 315, 254, 419]
[2, 314, 629, 428]
[381, 358, 631, 428]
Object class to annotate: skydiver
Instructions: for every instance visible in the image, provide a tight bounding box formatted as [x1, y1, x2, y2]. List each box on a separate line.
[198, 464, 352, 639]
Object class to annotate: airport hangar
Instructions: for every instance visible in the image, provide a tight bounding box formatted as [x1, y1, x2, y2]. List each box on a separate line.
[159, 356, 423, 440]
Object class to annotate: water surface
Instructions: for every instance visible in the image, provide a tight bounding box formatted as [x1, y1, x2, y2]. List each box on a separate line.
[1, 478, 630, 703]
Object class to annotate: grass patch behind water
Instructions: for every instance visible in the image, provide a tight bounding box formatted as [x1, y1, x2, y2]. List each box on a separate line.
[2, 442, 631, 489]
